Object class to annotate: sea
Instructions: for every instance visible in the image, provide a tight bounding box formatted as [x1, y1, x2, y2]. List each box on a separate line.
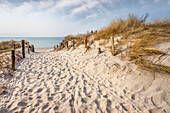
[0, 37, 65, 48]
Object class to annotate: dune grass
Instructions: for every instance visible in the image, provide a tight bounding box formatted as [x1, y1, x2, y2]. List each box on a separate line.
[0, 40, 21, 54]
[57, 14, 170, 74]
[0, 40, 22, 76]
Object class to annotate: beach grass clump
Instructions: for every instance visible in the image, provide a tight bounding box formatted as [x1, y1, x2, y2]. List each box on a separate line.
[58, 14, 170, 74]
[57, 33, 93, 50]
[148, 18, 170, 28]
[0, 40, 21, 52]
[132, 58, 170, 74]
[127, 21, 170, 74]
[0, 40, 23, 77]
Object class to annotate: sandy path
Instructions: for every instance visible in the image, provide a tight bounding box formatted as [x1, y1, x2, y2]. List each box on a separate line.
[0, 48, 169, 113]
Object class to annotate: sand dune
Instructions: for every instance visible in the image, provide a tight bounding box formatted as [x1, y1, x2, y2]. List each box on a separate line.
[0, 46, 169, 113]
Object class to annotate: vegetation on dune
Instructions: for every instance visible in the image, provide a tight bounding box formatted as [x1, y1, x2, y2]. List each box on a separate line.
[56, 14, 170, 74]
[0, 40, 21, 54]
[0, 40, 22, 77]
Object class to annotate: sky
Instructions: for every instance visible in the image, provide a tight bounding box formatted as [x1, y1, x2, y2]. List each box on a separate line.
[0, 0, 169, 37]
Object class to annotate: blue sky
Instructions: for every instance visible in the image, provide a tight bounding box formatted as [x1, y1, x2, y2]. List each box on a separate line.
[0, 0, 169, 37]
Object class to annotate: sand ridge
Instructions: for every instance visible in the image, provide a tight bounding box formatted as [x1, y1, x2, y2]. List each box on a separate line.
[0, 46, 169, 113]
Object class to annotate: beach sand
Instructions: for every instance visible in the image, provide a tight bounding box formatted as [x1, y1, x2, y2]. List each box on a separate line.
[0, 46, 169, 113]
[35, 47, 54, 52]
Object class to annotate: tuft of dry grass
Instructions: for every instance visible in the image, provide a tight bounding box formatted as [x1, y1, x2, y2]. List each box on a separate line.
[0, 40, 21, 52]
[76, 39, 84, 48]
[133, 58, 170, 74]
[127, 22, 170, 74]
[142, 48, 165, 55]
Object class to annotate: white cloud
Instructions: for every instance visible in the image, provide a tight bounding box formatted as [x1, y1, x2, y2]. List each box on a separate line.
[0, 0, 169, 37]
[0, 0, 54, 16]
[13, 2, 35, 15]
[55, 0, 83, 8]
[0, 0, 13, 12]
[0, 0, 129, 36]
[70, 0, 112, 18]
[86, 13, 98, 19]
[0, 0, 113, 18]
[71, 1, 99, 15]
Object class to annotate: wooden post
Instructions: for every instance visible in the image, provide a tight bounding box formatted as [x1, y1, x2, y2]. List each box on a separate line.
[111, 36, 115, 56]
[30, 45, 32, 52]
[98, 48, 102, 54]
[22, 40, 25, 58]
[57, 45, 58, 48]
[33, 45, 35, 52]
[72, 40, 75, 47]
[27, 42, 30, 54]
[66, 41, 68, 48]
[60, 42, 63, 48]
[85, 38, 87, 48]
[31, 45, 33, 52]
[11, 50, 15, 71]
[62, 42, 65, 48]
[31, 45, 35, 52]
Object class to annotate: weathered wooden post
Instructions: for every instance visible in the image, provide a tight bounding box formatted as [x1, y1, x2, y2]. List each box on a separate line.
[85, 38, 87, 48]
[60, 42, 63, 49]
[33, 45, 35, 52]
[31, 45, 35, 52]
[57, 45, 58, 48]
[30, 45, 32, 52]
[11, 50, 15, 71]
[27, 42, 30, 54]
[66, 41, 68, 48]
[72, 40, 75, 47]
[98, 48, 102, 54]
[111, 36, 115, 56]
[22, 40, 25, 58]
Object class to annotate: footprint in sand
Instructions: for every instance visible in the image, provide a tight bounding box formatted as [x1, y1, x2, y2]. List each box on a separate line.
[48, 96, 53, 101]
[53, 105, 59, 111]
[37, 96, 41, 99]
[28, 97, 33, 100]
[29, 108, 35, 113]
[131, 94, 135, 100]
[17, 101, 27, 107]
[28, 89, 33, 93]
[37, 88, 43, 93]
[42, 103, 49, 111]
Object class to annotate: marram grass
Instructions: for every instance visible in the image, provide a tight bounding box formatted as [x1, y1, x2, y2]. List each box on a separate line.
[57, 14, 170, 74]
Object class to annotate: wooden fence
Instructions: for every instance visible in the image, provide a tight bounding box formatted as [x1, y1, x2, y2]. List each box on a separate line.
[55, 36, 115, 56]
[0, 40, 35, 71]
